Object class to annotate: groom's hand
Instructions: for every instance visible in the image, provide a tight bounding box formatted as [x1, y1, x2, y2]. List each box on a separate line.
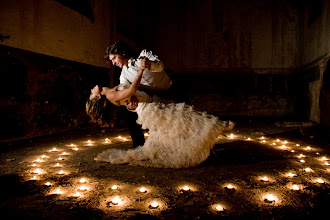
[125, 95, 139, 110]
[139, 57, 150, 70]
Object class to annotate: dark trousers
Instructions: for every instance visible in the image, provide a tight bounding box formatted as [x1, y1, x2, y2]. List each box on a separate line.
[122, 107, 145, 148]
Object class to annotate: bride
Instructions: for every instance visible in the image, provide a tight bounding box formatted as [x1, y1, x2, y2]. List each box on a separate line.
[86, 60, 235, 168]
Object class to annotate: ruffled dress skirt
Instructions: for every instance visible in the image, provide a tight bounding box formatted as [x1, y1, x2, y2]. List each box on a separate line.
[95, 102, 233, 168]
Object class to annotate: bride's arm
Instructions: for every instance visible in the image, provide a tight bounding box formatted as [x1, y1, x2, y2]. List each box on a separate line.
[102, 64, 146, 103]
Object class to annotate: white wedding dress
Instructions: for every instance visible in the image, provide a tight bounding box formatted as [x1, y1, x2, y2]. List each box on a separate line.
[94, 91, 234, 168]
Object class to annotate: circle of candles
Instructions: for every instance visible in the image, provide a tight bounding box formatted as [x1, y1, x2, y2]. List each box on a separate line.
[292, 185, 299, 190]
[111, 185, 118, 190]
[149, 202, 159, 209]
[264, 194, 275, 203]
[215, 204, 224, 212]
[139, 187, 147, 193]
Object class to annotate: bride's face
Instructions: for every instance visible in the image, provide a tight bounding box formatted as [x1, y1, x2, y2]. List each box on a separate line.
[89, 85, 101, 100]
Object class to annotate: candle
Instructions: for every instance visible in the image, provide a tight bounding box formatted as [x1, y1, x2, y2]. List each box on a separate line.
[261, 176, 269, 182]
[73, 192, 81, 197]
[79, 178, 87, 183]
[262, 140, 266, 143]
[62, 152, 68, 156]
[31, 176, 37, 180]
[41, 155, 47, 158]
[72, 147, 79, 151]
[105, 138, 109, 141]
[32, 169, 41, 174]
[321, 157, 328, 161]
[139, 187, 147, 193]
[276, 139, 280, 142]
[144, 133, 149, 137]
[111, 185, 118, 190]
[298, 154, 305, 158]
[264, 194, 275, 203]
[55, 163, 61, 167]
[111, 196, 120, 205]
[261, 136, 265, 140]
[306, 147, 312, 151]
[272, 142, 276, 145]
[87, 140, 91, 143]
[284, 141, 288, 144]
[58, 170, 65, 175]
[70, 144, 75, 147]
[325, 162, 330, 166]
[117, 136, 122, 139]
[51, 148, 57, 152]
[299, 160, 305, 163]
[58, 157, 64, 161]
[230, 134, 234, 139]
[182, 186, 190, 191]
[317, 178, 324, 184]
[54, 189, 62, 194]
[226, 184, 234, 189]
[215, 204, 224, 212]
[247, 137, 251, 140]
[149, 202, 159, 209]
[122, 138, 127, 141]
[281, 145, 287, 150]
[32, 164, 37, 167]
[296, 144, 300, 146]
[292, 185, 299, 190]
[79, 186, 87, 191]
[35, 159, 42, 163]
[304, 168, 312, 172]
[45, 182, 51, 186]
[287, 173, 296, 177]
[291, 150, 295, 153]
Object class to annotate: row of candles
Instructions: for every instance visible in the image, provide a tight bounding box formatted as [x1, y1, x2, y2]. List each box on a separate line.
[24, 134, 329, 213]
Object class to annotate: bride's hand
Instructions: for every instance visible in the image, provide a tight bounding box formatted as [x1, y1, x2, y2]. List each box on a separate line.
[139, 57, 150, 70]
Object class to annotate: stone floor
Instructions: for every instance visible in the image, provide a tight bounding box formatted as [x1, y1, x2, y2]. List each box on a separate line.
[0, 119, 329, 219]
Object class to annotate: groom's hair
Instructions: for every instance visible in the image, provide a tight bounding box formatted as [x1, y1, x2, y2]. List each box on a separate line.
[104, 41, 135, 60]
[86, 96, 114, 127]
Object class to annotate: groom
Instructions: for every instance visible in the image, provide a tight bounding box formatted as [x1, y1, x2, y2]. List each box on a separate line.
[105, 41, 172, 148]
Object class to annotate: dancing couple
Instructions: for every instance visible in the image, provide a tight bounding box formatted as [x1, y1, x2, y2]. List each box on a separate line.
[86, 41, 234, 168]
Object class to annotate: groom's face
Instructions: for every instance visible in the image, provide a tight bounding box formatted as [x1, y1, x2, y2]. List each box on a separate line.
[109, 53, 127, 68]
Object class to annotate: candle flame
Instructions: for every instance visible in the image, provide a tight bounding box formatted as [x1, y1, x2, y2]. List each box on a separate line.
[73, 192, 81, 197]
[292, 185, 299, 190]
[305, 168, 312, 172]
[215, 204, 224, 211]
[111, 185, 118, 190]
[45, 182, 51, 186]
[261, 176, 269, 182]
[79, 178, 87, 183]
[111, 196, 120, 205]
[265, 194, 275, 202]
[317, 178, 325, 184]
[226, 184, 234, 189]
[182, 186, 190, 191]
[288, 173, 295, 177]
[58, 170, 65, 175]
[139, 187, 147, 193]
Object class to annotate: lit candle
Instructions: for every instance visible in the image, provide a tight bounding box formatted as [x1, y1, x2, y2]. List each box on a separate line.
[105, 138, 109, 141]
[111, 196, 120, 205]
[144, 133, 149, 137]
[31, 176, 37, 180]
[87, 140, 91, 143]
[111, 185, 118, 190]
[261, 176, 269, 182]
[284, 141, 288, 144]
[58, 170, 65, 175]
[306, 146, 312, 151]
[264, 194, 275, 203]
[262, 140, 266, 143]
[215, 204, 224, 212]
[304, 168, 312, 172]
[325, 162, 330, 166]
[261, 136, 265, 140]
[287, 173, 296, 177]
[62, 152, 68, 156]
[88, 143, 92, 146]
[230, 134, 234, 139]
[281, 145, 287, 150]
[58, 157, 64, 161]
[45, 182, 51, 186]
[105, 140, 109, 144]
[291, 150, 295, 153]
[117, 136, 122, 139]
[55, 163, 61, 167]
[79, 178, 87, 183]
[317, 178, 324, 184]
[247, 137, 251, 141]
[54, 189, 62, 194]
[321, 157, 329, 161]
[296, 144, 300, 147]
[79, 186, 87, 191]
[139, 187, 147, 193]
[272, 142, 276, 145]
[72, 147, 79, 151]
[35, 159, 42, 163]
[32, 169, 41, 174]
[70, 144, 75, 147]
[292, 185, 299, 190]
[226, 184, 234, 189]
[122, 138, 127, 141]
[73, 192, 81, 197]
[276, 139, 280, 142]
[182, 186, 190, 191]
[51, 147, 57, 152]
[298, 154, 305, 158]
[300, 159, 305, 163]
[149, 202, 159, 209]
[32, 164, 37, 167]
[41, 155, 47, 158]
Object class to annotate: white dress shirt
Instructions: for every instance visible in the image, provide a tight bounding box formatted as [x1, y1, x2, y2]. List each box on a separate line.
[119, 50, 172, 91]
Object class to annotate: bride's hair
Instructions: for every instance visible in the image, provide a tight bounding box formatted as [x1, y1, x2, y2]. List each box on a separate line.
[86, 96, 114, 127]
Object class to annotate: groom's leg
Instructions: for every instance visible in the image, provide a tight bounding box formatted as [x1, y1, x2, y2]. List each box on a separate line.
[123, 108, 145, 148]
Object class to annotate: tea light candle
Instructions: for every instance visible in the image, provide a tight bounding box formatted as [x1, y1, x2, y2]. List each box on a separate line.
[111, 196, 120, 205]
[54, 189, 62, 194]
[264, 194, 275, 203]
[32, 169, 41, 174]
[215, 204, 224, 212]
[55, 163, 61, 167]
[149, 202, 159, 209]
[79, 186, 87, 191]
[62, 152, 68, 156]
[261, 176, 269, 182]
[321, 157, 329, 161]
[31, 176, 37, 180]
[247, 137, 251, 140]
[79, 178, 87, 183]
[276, 139, 280, 142]
[284, 141, 288, 144]
[72, 147, 79, 151]
[58, 157, 64, 161]
[41, 155, 47, 158]
[287, 173, 296, 177]
[35, 159, 42, 163]
[45, 182, 51, 186]
[292, 185, 299, 190]
[182, 186, 190, 191]
[32, 164, 37, 167]
[58, 170, 65, 175]
[325, 162, 329, 166]
[296, 144, 300, 147]
[306, 146, 312, 151]
[122, 138, 127, 141]
[73, 192, 81, 197]
[305, 168, 312, 172]
[70, 144, 75, 147]
[226, 184, 234, 189]
[111, 185, 118, 190]
[139, 187, 147, 193]
[299, 159, 305, 163]
[51, 148, 57, 152]
[317, 178, 325, 184]
[144, 133, 149, 137]
[291, 150, 295, 153]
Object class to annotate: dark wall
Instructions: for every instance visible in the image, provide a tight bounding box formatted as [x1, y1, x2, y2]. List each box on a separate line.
[0, 45, 110, 141]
